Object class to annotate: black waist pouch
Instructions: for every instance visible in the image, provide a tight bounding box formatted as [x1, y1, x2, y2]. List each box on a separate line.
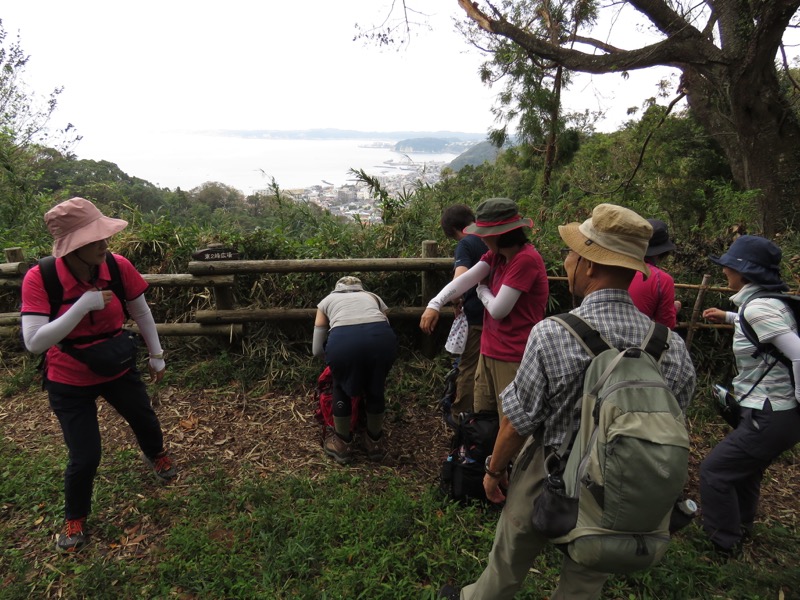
[60, 330, 140, 377]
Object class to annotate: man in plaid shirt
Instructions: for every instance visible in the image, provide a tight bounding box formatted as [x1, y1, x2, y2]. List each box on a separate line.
[440, 204, 696, 600]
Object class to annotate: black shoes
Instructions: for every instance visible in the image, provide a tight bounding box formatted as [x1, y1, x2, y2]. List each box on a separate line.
[438, 584, 460, 599]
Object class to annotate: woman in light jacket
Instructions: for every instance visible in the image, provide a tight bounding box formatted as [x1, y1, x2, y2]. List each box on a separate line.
[701, 235, 800, 555]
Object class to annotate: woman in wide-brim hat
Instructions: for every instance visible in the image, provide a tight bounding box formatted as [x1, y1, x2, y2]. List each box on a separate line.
[700, 235, 800, 555]
[628, 218, 681, 329]
[421, 198, 549, 418]
[20, 197, 177, 553]
[312, 276, 398, 465]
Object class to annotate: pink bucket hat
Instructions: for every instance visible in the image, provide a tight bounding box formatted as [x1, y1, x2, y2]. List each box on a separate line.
[45, 197, 128, 258]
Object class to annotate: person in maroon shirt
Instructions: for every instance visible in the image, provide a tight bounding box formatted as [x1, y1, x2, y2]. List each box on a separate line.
[628, 218, 681, 329]
[421, 198, 549, 418]
[21, 197, 176, 553]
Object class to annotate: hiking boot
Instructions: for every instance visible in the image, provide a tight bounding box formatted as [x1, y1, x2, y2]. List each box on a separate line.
[362, 430, 388, 462]
[712, 540, 742, 560]
[57, 517, 87, 553]
[438, 584, 460, 599]
[323, 431, 353, 465]
[143, 450, 178, 482]
[741, 522, 754, 544]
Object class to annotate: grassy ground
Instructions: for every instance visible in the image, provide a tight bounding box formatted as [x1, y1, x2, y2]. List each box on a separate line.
[0, 359, 798, 600]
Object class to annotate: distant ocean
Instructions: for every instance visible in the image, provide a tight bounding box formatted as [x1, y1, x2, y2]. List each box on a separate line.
[85, 131, 463, 194]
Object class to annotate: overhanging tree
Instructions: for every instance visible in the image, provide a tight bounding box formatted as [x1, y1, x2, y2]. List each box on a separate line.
[457, 0, 800, 235]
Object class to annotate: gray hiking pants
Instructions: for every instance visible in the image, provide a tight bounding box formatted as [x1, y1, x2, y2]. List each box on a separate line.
[461, 436, 608, 600]
[700, 402, 800, 550]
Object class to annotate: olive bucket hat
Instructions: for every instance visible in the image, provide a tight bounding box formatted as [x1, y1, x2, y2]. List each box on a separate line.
[462, 198, 533, 237]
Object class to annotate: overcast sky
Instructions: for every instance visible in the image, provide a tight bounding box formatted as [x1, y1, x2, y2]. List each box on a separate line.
[2, 1, 704, 163]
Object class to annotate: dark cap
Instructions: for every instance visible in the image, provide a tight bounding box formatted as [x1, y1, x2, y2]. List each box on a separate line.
[709, 235, 788, 291]
[646, 219, 676, 257]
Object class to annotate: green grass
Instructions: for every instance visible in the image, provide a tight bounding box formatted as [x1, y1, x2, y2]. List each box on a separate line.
[1, 433, 798, 600]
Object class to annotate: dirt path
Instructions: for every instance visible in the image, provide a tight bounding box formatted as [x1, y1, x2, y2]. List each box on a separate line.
[2, 384, 797, 563]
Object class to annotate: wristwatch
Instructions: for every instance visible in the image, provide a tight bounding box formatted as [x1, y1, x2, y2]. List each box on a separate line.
[484, 455, 504, 478]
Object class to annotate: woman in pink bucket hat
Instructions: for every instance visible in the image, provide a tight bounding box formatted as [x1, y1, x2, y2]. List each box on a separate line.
[20, 197, 176, 553]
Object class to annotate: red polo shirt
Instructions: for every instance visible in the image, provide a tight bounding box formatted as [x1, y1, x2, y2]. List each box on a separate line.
[479, 244, 549, 362]
[21, 253, 148, 386]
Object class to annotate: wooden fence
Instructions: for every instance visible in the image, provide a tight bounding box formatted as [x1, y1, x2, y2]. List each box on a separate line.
[0, 243, 733, 351]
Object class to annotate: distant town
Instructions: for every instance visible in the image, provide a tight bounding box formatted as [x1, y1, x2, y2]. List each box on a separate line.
[273, 134, 499, 223]
[283, 155, 453, 223]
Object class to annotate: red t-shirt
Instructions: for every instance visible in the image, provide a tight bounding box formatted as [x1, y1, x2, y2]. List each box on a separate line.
[479, 244, 549, 362]
[21, 253, 148, 386]
[628, 263, 677, 329]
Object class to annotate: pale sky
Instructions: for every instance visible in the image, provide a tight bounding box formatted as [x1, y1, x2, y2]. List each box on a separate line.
[3, 0, 725, 175]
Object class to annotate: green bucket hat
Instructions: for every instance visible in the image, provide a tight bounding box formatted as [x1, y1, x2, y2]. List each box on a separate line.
[462, 198, 533, 237]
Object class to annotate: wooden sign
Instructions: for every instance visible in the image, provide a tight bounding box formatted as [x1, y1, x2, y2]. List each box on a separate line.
[192, 247, 241, 261]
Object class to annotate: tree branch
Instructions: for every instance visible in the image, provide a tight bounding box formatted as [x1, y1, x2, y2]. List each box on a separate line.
[457, 0, 725, 74]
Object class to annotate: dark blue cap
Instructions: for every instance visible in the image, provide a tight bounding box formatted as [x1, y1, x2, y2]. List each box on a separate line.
[709, 235, 788, 291]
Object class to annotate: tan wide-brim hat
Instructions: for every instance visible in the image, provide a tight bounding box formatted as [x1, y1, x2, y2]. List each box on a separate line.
[559, 203, 652, 277]
[45, 197, 128, 258]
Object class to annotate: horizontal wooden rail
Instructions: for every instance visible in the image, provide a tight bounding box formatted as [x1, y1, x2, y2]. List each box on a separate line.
[195, 306, 454, 324]
[0, 241, 738, 346]
[0, 272, 234, 289]
[0, 323, 242, 339]
[0, 262, 28, 277]
[188, 258, 454, 276]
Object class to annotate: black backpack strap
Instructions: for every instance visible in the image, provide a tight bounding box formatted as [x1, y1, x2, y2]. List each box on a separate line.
[104, 253, 129, 319]
[38, 256, 63, 322]
[739, 291, 792, 367]
[547, 313, 611, 357]
[641, 322, 670, 361]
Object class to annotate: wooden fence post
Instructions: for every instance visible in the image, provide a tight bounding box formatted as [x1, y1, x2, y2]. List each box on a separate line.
[421, 241, 438, 303]
[4, 248, 24, 264]
[421, 240, 441, 359]
[684, 273, 711, 351]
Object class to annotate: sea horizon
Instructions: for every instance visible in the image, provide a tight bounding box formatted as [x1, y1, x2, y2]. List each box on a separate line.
[74, 129, 477, 195]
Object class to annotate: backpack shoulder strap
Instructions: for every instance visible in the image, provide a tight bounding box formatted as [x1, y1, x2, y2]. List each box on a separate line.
[38, 256, 63, 322]
[547, 313, 611, 357]
[104, 253, 129, 319]
[739, 291, 770, 349]
[641, 321, 670, 361]
[739, 291, 792, 365]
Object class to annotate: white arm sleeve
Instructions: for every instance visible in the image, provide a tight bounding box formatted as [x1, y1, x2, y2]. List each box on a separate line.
[21, 291, 106, 354]
[427, 262, 490, 311]
[769, 332, 800, 402]
[127, 294, 163, 358]
[477, 284, 522, 320]
[770, 331, 800, 361]
[312, 326, 328, 357]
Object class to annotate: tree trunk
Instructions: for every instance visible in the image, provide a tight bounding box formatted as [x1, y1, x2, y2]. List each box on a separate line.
[683, 64, 800, 235]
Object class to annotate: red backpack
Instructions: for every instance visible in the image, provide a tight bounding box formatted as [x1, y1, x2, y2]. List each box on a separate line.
[314, 366, 362, 433]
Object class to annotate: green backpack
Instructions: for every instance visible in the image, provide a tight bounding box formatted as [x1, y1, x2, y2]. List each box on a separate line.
[541, 313, 690, 574]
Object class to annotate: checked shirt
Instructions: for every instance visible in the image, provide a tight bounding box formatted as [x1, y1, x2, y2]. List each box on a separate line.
[501, 288, 696, 448]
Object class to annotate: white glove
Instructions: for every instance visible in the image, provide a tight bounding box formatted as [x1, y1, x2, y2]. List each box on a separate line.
[149, 357, 166, 373]
[476, 284, 491, 304]
[73, 290, 107, 313]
